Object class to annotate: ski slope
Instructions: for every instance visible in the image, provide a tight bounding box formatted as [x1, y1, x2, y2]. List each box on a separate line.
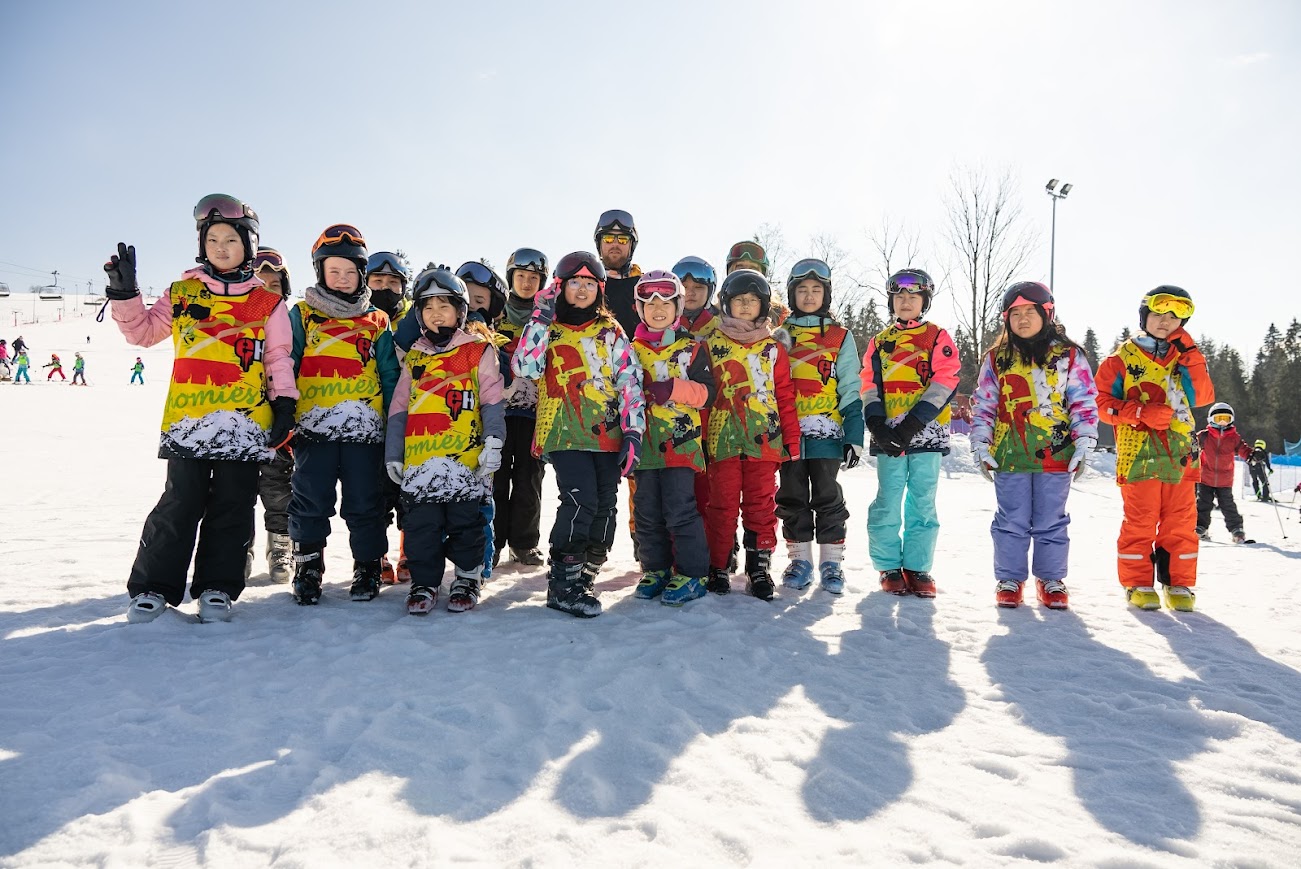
[3, 314, 1300, 867]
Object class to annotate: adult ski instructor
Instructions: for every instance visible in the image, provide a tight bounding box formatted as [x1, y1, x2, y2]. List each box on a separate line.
[594, 209, 642, 335]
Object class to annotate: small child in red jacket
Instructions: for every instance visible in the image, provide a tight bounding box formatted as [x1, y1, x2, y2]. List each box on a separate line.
[1195, 402, 1252, 543]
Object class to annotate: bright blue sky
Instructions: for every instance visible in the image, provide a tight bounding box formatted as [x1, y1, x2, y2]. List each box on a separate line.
[2, 0, 1298, 356]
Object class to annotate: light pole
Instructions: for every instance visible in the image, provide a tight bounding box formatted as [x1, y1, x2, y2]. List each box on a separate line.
[1045, 179, 1073, 291]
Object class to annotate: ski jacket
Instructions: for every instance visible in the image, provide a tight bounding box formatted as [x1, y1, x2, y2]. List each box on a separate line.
[1096, 329, 1213, 485]
[782, 314, 866, 461]
[15, 353, 28, 370]
[603, 265, 643, 337]
[1195, 427, 1251, 488]
[385, 329, 505, 504]
[632, 327, 715, 472]
[73, 357, 84, 372]
[289, 299, 399, 444]
[970, 340, 1100, 473]
[1248, 447, 1272, 470]
[860, 319, 961, 456]
[512, 311, 645, 458]
[677, 307, 721, 342]
[43, 358, 62, 371]
[497, 299, 539, 419]
[706, 318, 801, 463]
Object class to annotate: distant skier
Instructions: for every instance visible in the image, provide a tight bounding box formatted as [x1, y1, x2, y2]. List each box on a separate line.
[130, 357, 144, 384]
[0, 338, 10, 380]
[43, 353, 66, 381]
[13, 350, 30, 383]
[1247, 439, 1272, 501]
[12, 335, 28, 357]
[71, 352, 87, 385]
[1195, 402, 1251, 544]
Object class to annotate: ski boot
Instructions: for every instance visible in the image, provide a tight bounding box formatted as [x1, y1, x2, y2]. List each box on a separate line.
[511, 546, 546, 566]
[662, 574, 707, 607]
[780, 541, 814, 590]
[1125, 585, 1162, 610]
[196, 589, 233, 623]
[744, 545, 775, 602]
[634, 567, 672, 600]
[707, 566, 731, 595]
[407, 585, 438, 615]
[292, 544, 325, 606]
[818, 541, 846, 595]
[1036, 578, 1069, 610]
[995, 579, 1023, 608]
[880, 569, 909, 595]
[447, 566, 482, 613]
[1196, 528, 1211, 543]
[244, 546, 254, 582]
[266, 532, 294, 584]
[728, 537, 740, 574]
[380, 554, 397, 584]
[1164, 585, 1196, 612]
[903, 569, 937, 598]
[350, 559, 382, 601]
[394, 532, 411, 583]
[1232, 531, 1247, 545]
[127, 591, 168, 624]
[546, 554, 602, 618]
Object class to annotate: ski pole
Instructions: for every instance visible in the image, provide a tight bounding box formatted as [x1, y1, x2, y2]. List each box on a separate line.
[1273, 496, 1289, 539]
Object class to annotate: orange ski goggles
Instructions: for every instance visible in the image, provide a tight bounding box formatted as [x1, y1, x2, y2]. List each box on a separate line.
[1143, 292, 1195, 319]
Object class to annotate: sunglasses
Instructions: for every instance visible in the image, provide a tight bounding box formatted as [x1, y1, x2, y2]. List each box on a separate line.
[194, 193, 257, 226]
[1144, 292, 1195, 319]
[727, 241, 768, 265]
[599, 233, 633, 246]
[672, 256, 716, 287]
[887, 273, 933, 294]
[314, 223, 366, 249]
[253, 248, 286, 271]
[789, 258, 832, 284]
[456, 261, 504, 292]
[634, 278, 682, 304]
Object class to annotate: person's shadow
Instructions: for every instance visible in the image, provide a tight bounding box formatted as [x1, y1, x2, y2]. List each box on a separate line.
[981, 608, 1239, 846]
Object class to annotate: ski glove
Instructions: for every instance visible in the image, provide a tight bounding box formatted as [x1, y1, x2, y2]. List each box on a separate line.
[1168, 328, 1197, 353]
[532, 277, 563, 323]
[892, 413, 927, 446]
[842, 443, 862, 470]
[267, 396, 296, 450]
[972, 440, 998, 482]
[643, 379, 674, 406]
[477, 435, 503, 478]
[386, 461, 405, 485]
[866, 417, 903, 457]
[618, 430, 642, 478]
[1068, 436, 1096, 480]
[104, 242, 140, 301]
[1126, 401, 1174, 430]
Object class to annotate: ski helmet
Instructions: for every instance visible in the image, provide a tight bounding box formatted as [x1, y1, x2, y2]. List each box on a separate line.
[1255, 439, 1267, 449]
[1206, 402, 1235, 430]
[717, 267, 772, 321]
[412, 265, 469, 328]
[886, 268, 935, 317]
[1000, 281, 1055, 326]
[253, 247, 292, 298]
[725, 240, 769, 276]
[671, 256, 717, 307]
[593, 209, 638, 259]
[455, 261, 508, 321]
[786, 258, 833, 314]
[365, 252, 412, 296]
[505, 247, 549, 295]
[634, 269, 685, 322]
[311, 224, 368, 286]
[193, 193, 259, 271]
[554, 251, 608, 288]
[1139, 285, 1194, 331]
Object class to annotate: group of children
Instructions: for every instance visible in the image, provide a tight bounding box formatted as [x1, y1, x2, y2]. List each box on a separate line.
[107, 195, 1222, 624]
[0, 343, 88, 385]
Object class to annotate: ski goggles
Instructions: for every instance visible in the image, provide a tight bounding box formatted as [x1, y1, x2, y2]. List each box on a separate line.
[634, 278, 683, 303]
[508, 248, 548, 273]
[727, 241, 768, 267]
[1143, 292, 1195, 319]
[672, 256, 716, 288]
[596, 209, 635, 233]
[194, 193, 256, 227]
[366, 252, 410, 281]
[1001, 281, 1054, 314]
[1210, 412, 1234, 426]
[455, 261, 504, 292]
[253, 248, 287, 272]
[886, 272, 933, 294]
[313, 223, 366, 250]
[789, 258, 832, 285]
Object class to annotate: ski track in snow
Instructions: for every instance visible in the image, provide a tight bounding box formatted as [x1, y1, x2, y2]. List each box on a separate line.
[3, 315, 1301, 867]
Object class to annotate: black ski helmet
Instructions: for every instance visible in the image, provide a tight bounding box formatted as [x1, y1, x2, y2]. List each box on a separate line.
[311, 224, 368, 287]
[193, 194, 259, 272]
[1138, 285, 1194, 331]
[412, 265, 469, 329]
[594, 209, 638, 261]
[786, 258, 833, 314]
[885, 268, 935, 318]
[455, 261, 508, 321]
[505, 247, 549, 295]
[718, 268, 772, 321]
[365, 252, 412, 297]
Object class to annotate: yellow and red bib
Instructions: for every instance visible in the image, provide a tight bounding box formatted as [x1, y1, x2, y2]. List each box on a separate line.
[788, 322, 846, 439]
[533, 319, 624, 456]
[634, 337, 705, 472]
[989, 346, 1077, 473]
[1113, 341, 1198, 484]
[706, 333, 785, 462]
[294, 302, 389, 443]
[874, 322, 952, 425]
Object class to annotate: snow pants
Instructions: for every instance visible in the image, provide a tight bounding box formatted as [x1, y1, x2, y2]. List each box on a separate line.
[127, 457, 259, 605]
[257, 447, 293, 534]
[1117, 478, 1199, 588]
[868, 452, 941, 573]
[633, 466, 709, 577]
[1249, 464, 1271, 500]
[493, 415, 544, 551]
[15, 365, 29, 383]
[706, 455, 779, 568]
[71, 370, 86, 385]
[130, 371, 143, 384]
[402, 497, 485, 588]
[548, 450, 621, 561]
[991, 471, 1073, 582]
[288, 440, 387, 560]
[480, 497, 495, 580]
[776, 458, 850, 543]
[1195, 484, 1243, 535]
[47, 368, 65, 381]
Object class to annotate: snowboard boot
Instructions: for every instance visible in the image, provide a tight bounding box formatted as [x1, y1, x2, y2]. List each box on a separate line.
[781, 541, 815, 590]
[903, 569, 937, 598]
[707, 566, 731, 595]
[292, 544, 325, 606]
[662, 574, 707, 607]
[744, 546, 775, 601]
[196, 589, 233, 623]
[995, 579, 1023, 608]
[380, 554, 397, 584]
[266, 532, 294, 584]
[818, 541, 846, 595]
[634, 567, 672, 600]
[879, 569, 910, 595]
[1125, 585, 1162, 610]
[447, 566, 482, 613]
[127, 591, 168, 624]
[546, 554, 602, 618]
[511, 547, 546, 566]
[349, 559, 382, 601]
[1036, 578, 1070, 610]
[1164, 585, 1196, 612]
[407, 585, 438, 615]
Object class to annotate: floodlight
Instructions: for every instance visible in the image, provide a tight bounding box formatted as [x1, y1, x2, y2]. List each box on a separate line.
[1060, 183, 1073, 197]
[1046, 179, 1059, 192]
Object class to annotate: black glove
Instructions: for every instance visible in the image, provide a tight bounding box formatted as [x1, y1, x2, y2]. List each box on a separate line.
[842, 443, 862, 469]
[267, 397, 296, 450]
[892, 413, 927, 446]
[104, 242, 140, 301]
[866, 417, 903, 457]
[618, 430, 642, 478]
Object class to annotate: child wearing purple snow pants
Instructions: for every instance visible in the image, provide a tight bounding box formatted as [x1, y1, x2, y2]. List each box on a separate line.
[969, 282, 1098, 610]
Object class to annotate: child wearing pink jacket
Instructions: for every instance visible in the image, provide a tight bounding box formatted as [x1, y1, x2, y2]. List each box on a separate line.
[105, 194, 298, 624]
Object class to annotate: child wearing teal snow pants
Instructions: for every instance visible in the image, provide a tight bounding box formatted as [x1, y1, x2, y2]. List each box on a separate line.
[868, 452, 942, 575]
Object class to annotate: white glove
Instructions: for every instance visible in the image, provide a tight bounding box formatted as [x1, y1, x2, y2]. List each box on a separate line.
[972, 440, 998, 482]
[386, 461, 404, 485]
[1068, 436, 1096, 480]
[477, 436, 503, 478]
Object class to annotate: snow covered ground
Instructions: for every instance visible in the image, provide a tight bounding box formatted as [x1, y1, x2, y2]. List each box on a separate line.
[3, 312, 1301, 868]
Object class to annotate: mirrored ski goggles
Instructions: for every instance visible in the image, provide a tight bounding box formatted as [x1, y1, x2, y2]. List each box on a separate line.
[253, 248, 286, 272]
[1143, 292, 1195, 319]
[789, 258, 832, 284]
[508, 248, 548, 272]
[634, 279, 682, 303]
[598, 233, 633, 246]
[313, 223, 366, 250]
[456, 261, 502, 290]
[597, 209, 634, 232]
[672, 257, 716, 287]
[727, 241, 768, 266]
[1210, 412, 1234, 426]
[194, 193, 256, 226]
[887, 273, 932, 294]
[366, 252, 409, 280]
[1001, 281, 1052, 309]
